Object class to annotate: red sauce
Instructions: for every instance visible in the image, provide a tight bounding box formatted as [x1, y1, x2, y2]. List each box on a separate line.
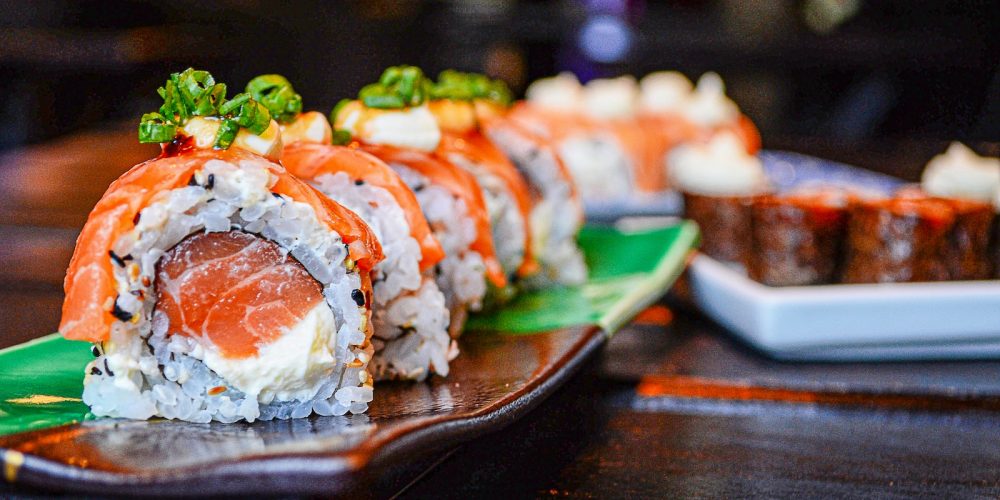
[159, 135, 197, 158]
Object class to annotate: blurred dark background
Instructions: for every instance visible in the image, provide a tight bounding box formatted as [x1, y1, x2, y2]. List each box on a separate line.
[0, 0, 998, 160]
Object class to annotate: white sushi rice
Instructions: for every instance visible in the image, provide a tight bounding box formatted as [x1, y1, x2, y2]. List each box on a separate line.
[557, 134, 634, 199]
[311, 172, 453, 381]
[485, 125, 588, 287]
[444, 153, 527, 278]
[83, 157, 373, 423]
[390, 164, 488, 335]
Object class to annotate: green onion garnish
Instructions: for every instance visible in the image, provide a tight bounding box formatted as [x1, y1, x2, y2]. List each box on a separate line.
[431, 70, 513, 106]
[358, 65, 433, 109]
[214, 119, 241, 149]
[137, 112, 177, 143]
[138, 68, 273, 149]
[331, 129, 352, 146]
[246, 74, 303, 124]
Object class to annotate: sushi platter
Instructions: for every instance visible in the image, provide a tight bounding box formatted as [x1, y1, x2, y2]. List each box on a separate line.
[0, 66, 711, 495]
[689, 253, 1000, 361]
[0, 222, 697, 495]
[684, 151, 1000, 361]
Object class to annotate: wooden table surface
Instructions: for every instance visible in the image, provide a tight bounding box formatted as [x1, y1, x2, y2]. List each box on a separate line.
[2, 129, 1000, 498]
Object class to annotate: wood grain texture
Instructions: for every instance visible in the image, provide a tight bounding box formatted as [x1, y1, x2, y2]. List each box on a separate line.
[404, 324, 1000, 498]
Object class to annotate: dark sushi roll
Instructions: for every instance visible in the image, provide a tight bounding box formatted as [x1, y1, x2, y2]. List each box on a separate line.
[669, 132, 769, 266]
[899, 184, 995, 281]
[840, 197, 954, 283]
[994, 217, 1000, 279]
[682, 192, 757, 265]
[917, 142, 1000, 280]
[938, 197, 994, 280]
[749, 189, 850, 286]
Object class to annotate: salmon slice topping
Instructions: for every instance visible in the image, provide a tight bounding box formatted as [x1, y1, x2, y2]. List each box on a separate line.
[155, 230, 325, 359]
[282, 142, 445, 272]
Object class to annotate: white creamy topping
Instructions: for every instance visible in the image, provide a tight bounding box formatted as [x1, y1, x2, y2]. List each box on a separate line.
[669, 131, 767, 196]
[921, 142, 1000, 205]
[281, 111, 333, 144]
[639, 71, 694, 114]
[341, 104, 441, 151]
[582, 76, 639, 120]
[181, 116, 283, 161]
[199, 302, 338, 405]
[683, 72, 740, 127]
[525, 72, 583, 111]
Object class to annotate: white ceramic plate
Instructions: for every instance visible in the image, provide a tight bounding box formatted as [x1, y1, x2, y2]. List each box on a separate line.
[688, 254, 1000, 361]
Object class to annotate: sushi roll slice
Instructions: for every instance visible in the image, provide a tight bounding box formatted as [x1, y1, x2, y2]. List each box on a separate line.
[332, 66, 506, 336]
[579, 75, 663, 194]
[840, 196, 954, 283]
[429, 70, 539, 299]
[915, 144, 1000, 279]
[477, 85, 588, 288]
[943, 197, 995, 280]
[508, 72, 635, 199]
[749, 189, 851, 286]
[254, 75, 455, 381]
[669, 132, 770, 266]
[59, 69, 384, 423]
[638, 71, 761, 190]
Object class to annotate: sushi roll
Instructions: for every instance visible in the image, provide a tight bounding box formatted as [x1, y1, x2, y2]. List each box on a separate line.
[638, 71, 761, 190]
[840, 196, 954, 283]
[669, 132, 770, 266]
[253, 75, 455, 381]
[579, 75, 664, 194]
[918, 143, 1000, 279]
[943, 197, 995, 280]
[508, 72, 636, 199]
[332, 66, 506, 336]
[59, 69, 384, 422]
[749, 189, 851, 286]
[476, 83, 588, 288]
[429, 70, 539, 299]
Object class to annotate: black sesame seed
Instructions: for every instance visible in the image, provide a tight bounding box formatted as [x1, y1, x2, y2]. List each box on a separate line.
[187, 174, 199, 186]
[91, 366, 103, 376]
[104, 359, 115, 377]
[108, 250, 126, 267]
[91, 345, 101, 357]
[206, 174, 215, 190]
[354, 179, 365, 186]
[414, 184, 425, 192]
[272, 192, 282, 199]
[111, 299, 133, 322]
[132, 212, 141, 225]
[435, 264, 442, 276]
[351, 289, 365, 307]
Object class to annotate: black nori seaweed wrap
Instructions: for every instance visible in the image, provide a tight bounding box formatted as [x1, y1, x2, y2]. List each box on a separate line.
[941, 197, 995, 280]
[683, 191, 757, 267]
[840, 197, 954, 283]
[750, 190, 849, 286]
